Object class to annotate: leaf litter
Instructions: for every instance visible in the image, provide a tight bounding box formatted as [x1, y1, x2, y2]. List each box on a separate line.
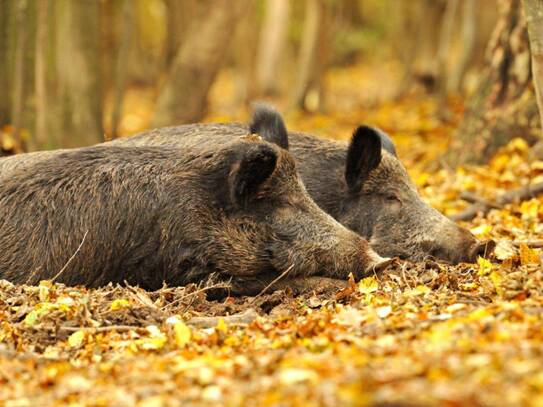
[3, 93, 543, 405]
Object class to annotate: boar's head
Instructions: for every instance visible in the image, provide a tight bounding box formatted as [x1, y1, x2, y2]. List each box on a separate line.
[337, 126, 494, 264]
[249, 105, 493, 264]
[218, 140, 390, 293]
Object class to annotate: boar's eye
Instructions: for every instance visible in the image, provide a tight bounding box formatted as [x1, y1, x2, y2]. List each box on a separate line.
[384, 193, 401, 205]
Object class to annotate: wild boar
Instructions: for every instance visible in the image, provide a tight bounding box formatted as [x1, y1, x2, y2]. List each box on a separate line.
[0, 137, 389, 294]
[103, 106, 493, 263]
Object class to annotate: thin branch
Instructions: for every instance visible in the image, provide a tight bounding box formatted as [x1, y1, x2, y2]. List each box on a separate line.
[252, 264, 294, 301]
[451, 181, 543, 221]
[51, 231, 89, 283]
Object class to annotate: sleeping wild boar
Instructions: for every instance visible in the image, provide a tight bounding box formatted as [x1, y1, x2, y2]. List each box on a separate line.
[0, 136, 389, 294]
[103, 106, 493, 264]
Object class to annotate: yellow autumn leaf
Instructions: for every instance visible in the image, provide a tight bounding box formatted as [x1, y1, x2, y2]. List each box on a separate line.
[216, 318, 228, 334]
[519, 200, 539, 220]
[477, 256, 494, 276]
[279, 368, 318, 385]
[173, 321, 192, 348]
[470, 224, 493, 239]
[376, 305, 392, 318]
[358, 276, 379, 294]
[39, 283, 51, 302]
[489, 271, 504, 296]
[110, 299, 131, 311]
[136, 326, 167, 350]
[68, 330, 86, 348]
[519, 244, 540, 265]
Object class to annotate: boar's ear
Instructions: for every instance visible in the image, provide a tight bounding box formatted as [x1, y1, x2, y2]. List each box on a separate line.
[345, 126, 382, 193]
[249, 103, 289, 150]
[232, 144, 278, 206]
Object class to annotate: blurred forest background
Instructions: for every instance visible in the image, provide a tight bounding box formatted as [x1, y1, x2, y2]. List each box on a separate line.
[2, 0, 543, 167]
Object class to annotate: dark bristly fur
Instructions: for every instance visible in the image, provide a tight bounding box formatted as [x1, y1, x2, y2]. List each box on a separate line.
[0, 106, 492, 265]
[0, 137, 386, 294]
[101, 108, 491, 264]
[249, 103, 289, 150]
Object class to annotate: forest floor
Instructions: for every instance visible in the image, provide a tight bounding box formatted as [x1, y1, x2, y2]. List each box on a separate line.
[2, 65, 543, 406]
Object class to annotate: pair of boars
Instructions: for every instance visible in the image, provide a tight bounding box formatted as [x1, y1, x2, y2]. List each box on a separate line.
[0, 106, 493, 295]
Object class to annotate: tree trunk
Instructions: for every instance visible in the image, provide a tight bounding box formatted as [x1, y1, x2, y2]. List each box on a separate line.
[34, 0, 48, 150]
[523, 0, 543, 135]
[110, 0, 134, 139]
[445, 0, 539, 166]
[437, 0, 460, 99]
[449, 0, 477, 93]
[255, 0, 291, 96]
[11, 0, 28, 151]
[289, 0, 323, 110]
[232, 3, 259, 106]
[54, 0, 103, 147]
[152, 0, 248, 127]
[0, 0, 11, 126]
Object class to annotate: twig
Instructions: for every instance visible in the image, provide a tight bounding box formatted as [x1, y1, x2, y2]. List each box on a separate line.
[512, 240, 543, 248]
[187, 309, 259, 328]
[252, 264, 294, 301]
[51, 231, 89, 283]
[459, 191, 502, 209]
[451, 181, 543, 221]
[162, 281, 231, 311]
[60, 324, 146, 333]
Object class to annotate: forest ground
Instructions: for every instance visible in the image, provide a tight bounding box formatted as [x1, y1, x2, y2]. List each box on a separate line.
[1, 64, 543, 406]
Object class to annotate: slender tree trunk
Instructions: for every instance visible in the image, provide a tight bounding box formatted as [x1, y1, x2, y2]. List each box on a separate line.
[232, 3, 258, 106]
[437, 0, 460, 99]
[446, 0, 539, 166]
[523, 0, 543, 136]
[0, 0, 11, 126]
[255, 0, 291, 96]
[152, 0, 248, 127]
[450, 0, 477, 93]
[34, 0, 48, 150]
[164, 0, 197, 70]
[11, 0, 28, 151]
[290, 0, 323, 110]
[110, 0, 134, 139]
[54, 0, 103, 147]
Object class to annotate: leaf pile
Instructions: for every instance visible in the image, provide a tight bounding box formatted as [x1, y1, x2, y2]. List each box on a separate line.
[4, 67, 543, 404]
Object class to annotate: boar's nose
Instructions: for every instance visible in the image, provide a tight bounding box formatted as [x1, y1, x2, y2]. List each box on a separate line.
[469, 239, 496, 261]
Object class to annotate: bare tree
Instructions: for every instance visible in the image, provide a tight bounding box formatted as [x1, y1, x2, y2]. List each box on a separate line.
[11, 0, 28, 150]
[110, 0, 134, 139]
[450, 0, 477, 93]
[523, 0, 543, 135]
[54, 0, 103, 147]
[437, 0, 460, 100]
[35, 0, 49, 149]
[290, 0, 324, 110]
[0, 0, 10, 126]
[152, 0, 248, 127]
[255, 0, 291, 96]
[446, 0, 539, 166]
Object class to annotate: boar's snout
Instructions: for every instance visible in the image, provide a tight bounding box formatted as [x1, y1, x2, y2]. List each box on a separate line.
[423, 223, 495, 264]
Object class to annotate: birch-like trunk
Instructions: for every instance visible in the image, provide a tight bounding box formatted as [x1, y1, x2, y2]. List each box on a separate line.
[152, 0, 248, 127]
[523, 0, 543, 136]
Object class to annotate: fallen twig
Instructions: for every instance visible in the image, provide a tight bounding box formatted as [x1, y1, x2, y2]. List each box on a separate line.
[451, 181, 543, 221]
[187, 308, 259, 328]
[51, 231, 89, 283]
[60, 324, 147, 333]
[251, 264, 294, 302]
[512, 240, 543, 248]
